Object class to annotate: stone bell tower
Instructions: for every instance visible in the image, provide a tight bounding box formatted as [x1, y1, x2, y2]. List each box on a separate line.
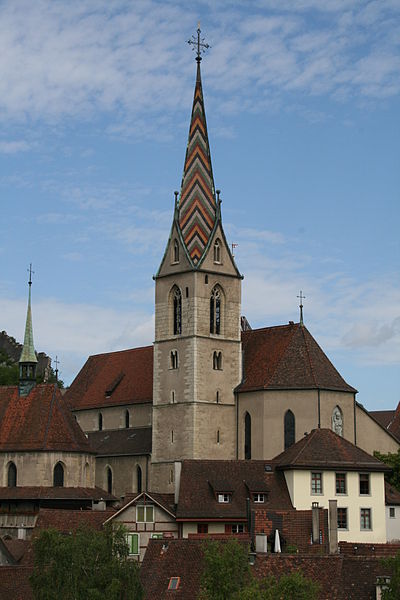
[151, 28, 243, 492]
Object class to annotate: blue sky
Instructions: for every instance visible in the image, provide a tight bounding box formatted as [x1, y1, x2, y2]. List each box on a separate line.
[0, 0, 399, 411]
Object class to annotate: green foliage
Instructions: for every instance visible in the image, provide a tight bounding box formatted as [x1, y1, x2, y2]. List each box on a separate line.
[199, 539, 251, 600]
[0, 362, 19, 385]
[380, 551, 400, 599]
[199, 540, 319, 600]
[374, 450, 400, 491]
[30, 525, 143, 600]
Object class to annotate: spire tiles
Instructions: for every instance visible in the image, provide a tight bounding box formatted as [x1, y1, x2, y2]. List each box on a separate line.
[178, 26, 216, 265]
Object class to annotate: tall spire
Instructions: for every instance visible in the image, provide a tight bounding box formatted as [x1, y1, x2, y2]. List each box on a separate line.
[178, 25, 216, 265]
[19, 264, 37, 396]
[297, 290, 306, 326]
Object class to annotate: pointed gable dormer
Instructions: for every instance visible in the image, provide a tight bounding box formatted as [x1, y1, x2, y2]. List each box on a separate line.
[19, 265, 38, 397]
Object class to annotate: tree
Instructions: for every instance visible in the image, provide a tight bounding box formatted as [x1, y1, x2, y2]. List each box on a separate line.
[199, 539, 319, 600]
[30, 526, 143, 600]
[374, 450, 400, 491]
[199, 539, 251, 600]
[380, 551, 400, 599]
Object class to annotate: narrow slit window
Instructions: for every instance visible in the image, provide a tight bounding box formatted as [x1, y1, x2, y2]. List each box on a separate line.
[173, 287, 182, 335]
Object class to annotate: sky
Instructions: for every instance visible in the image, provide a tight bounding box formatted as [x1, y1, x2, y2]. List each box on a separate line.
[0, 0, 399, 411]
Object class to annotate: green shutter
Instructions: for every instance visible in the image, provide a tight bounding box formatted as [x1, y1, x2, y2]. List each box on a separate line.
[137, 506, 144, 522]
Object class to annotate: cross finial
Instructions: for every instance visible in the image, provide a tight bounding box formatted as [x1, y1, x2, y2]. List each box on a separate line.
[297, 290, 306, 326]
[54, 355, 59, 382]
[27, 263, 34, 286]
[188, 23, 210, 62]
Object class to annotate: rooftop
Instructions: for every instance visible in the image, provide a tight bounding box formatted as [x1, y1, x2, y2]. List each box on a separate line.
[65, 346, 153, 411]
[240, 323, 356, 394]
[274, 428, 391, 472]
[0, 383, 92, 453]
[87, 426, 152, 457]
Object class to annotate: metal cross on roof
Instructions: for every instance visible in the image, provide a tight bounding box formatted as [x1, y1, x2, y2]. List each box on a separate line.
[54, 355, 60, 382]
[188, 23, 210, 62]
[297, 290, 306, 326]
[27, 263, 34, 286]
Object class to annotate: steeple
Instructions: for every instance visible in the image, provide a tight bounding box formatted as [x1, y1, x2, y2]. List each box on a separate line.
[19, 264, 37, 396]
[178, 26, 217, 265]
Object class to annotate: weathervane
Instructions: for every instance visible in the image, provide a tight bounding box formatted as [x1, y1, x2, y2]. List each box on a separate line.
[297, 290, 306, 326]
[188, 22, 210, 62]
[27, 263, 34, 287]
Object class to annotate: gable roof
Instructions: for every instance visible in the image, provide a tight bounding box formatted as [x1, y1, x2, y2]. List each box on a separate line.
[388, 401, 400, 442]
[35, 507, 116, 532]
[369, 409, 395, 429]
[65, 346, 153, 411]
[239, 323, 356, 393]
[0, 384, 92, 453]
[274, 428, 391, 472]
[87, 427, 152, 457]
[385, 481, 400, 505]
[105, 491, 176, 523]
[176, 460, 293, 520]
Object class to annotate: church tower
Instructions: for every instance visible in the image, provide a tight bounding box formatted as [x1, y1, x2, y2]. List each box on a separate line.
[151, 29, 243, 492]
[19, 265, 38, 397]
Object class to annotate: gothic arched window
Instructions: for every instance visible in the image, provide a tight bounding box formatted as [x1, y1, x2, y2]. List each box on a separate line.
[213, 351, 222, 370]
[170, 350, 178, 369]
[172, 286, 182, 335]
[53, 462, 64, 487]
[125, 410, 130, 429]
[137, 465, 142, 493]
[173, 239, 179, 263]
[7, 462, 17, 487]
[244, 412, 251, 460]
[284, 410, 295, 449]
[98, 412, 103, 431]
[210, 286, 222, 334]
[106, 466, 113, 494]
[214, 239, 221, 263]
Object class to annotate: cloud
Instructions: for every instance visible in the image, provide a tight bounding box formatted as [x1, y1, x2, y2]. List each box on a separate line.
[0, 0, 398, 132]
[0, 140, 30, 153]
[0, 295, 154, 385]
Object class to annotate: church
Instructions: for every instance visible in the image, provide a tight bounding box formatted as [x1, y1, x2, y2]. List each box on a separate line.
[1, 35, 398, 501]
[64, 41, 399, 497]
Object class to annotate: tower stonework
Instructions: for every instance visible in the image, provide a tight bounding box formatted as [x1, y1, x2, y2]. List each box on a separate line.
[151, 51, 242, 493]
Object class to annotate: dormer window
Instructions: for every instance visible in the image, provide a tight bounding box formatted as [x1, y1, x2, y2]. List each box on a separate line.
[253, 493, 265, 503]
[218, 493, 231, 503]
[213, 239, 221, 263]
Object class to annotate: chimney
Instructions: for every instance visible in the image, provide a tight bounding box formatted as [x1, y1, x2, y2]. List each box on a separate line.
[312, 502, 319, 544]
[329, 499, 338, 554]
[174, 461, 182, 505]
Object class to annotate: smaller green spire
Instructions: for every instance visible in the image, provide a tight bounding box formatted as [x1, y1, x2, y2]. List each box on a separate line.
[19, 264, 37, 396]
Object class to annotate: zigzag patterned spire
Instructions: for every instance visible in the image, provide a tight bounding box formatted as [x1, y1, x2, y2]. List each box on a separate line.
[178, 61, 217, 265]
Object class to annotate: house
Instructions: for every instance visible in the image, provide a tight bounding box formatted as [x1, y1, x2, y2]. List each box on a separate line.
[274, 428, 391, 544]
[104, 491, 178, 561]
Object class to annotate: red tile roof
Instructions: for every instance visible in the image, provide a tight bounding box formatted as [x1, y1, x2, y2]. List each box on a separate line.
[176, 460, 293, 520]
[0, 486, 115, 501]
[65, 346, 153, 410]
[274, 428, 391, 472]
[35, 507, 116, 532]
[0, 384, 92, 453]
[141, 539, 205, 600]
[240, 323, 356, 393]
[87, 427, 151, 456]
[140, 540, 396, 600]
[2, 539, 33, 565]
[0, 566, 33, 600]
[388, 401, 400, 442]
[369, 409, 395, 429]
[385, 481, 400, 505]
